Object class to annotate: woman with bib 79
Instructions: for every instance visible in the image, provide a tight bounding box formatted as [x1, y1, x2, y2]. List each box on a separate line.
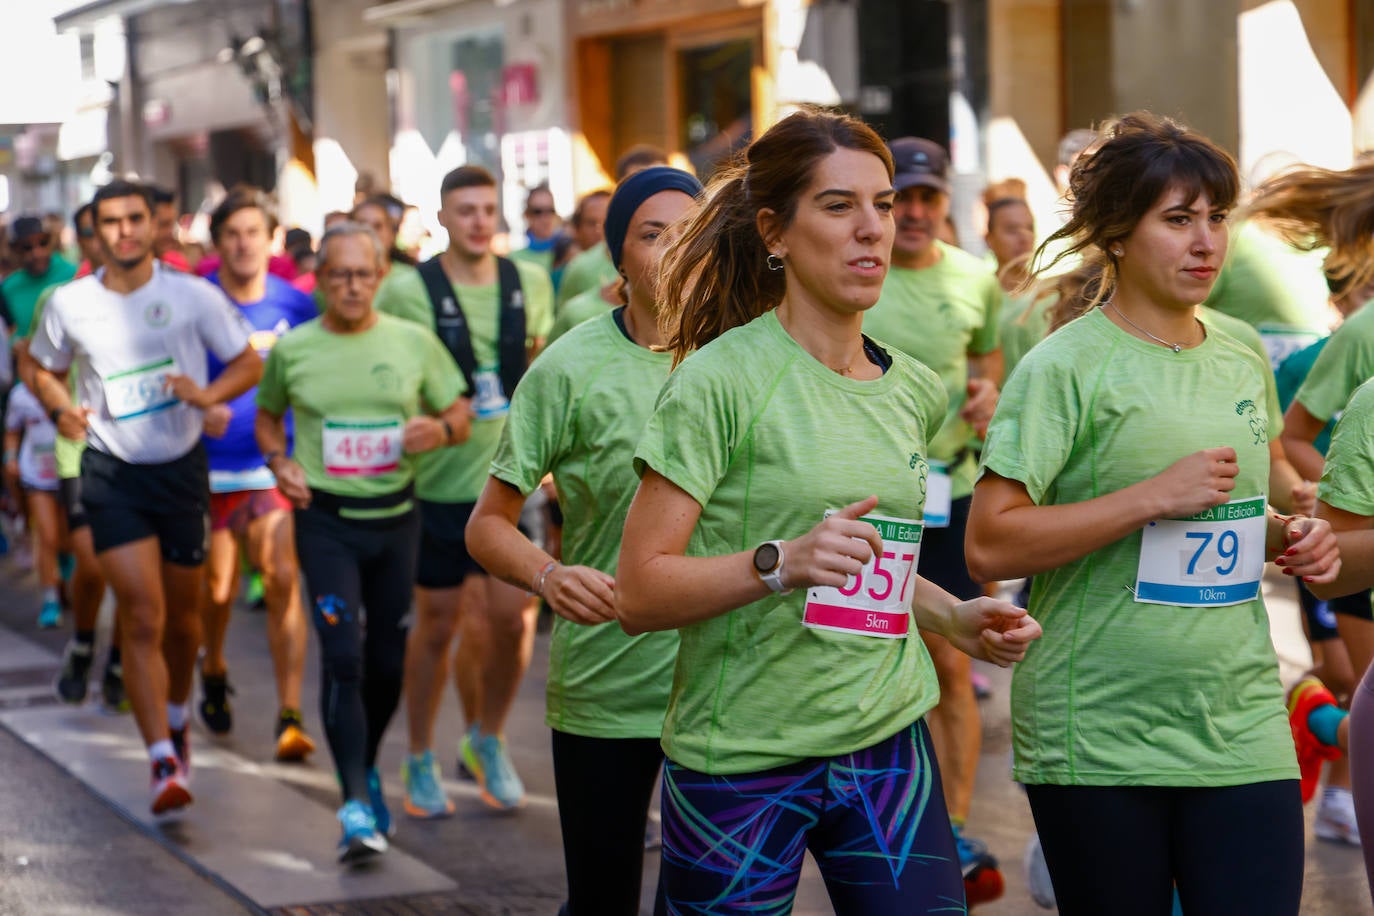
[965, 112, 1340, 916]
[616, 108, 1042, 914]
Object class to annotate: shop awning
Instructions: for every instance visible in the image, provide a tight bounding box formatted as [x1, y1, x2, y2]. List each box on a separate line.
[53, 0, 200, 31]
[363, 0, 482, 26]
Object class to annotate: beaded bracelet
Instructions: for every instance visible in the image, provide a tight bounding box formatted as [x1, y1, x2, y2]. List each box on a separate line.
[532, 561, 558, 597]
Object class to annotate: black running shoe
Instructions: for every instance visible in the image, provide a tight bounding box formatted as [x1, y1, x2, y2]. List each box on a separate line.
[101, 661, 128, 712]
[198, 672, 234, 734]
[55, 641, 93, 704]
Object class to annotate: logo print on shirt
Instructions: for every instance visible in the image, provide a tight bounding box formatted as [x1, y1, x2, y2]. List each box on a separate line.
[372, 364, 400, 392]
[1235, 399, 1267, 445]
[144, 302, 171, 328]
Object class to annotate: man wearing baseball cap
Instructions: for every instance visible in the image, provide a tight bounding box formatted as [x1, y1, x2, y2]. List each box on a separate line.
[861, 136, 1007, 906]
[2, 216, 77, 340]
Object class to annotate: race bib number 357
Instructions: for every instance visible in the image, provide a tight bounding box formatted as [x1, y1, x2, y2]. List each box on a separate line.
[1134, 495, 1267, 607]
[803, 513, 923, 639]
[322, 417, 403, 477]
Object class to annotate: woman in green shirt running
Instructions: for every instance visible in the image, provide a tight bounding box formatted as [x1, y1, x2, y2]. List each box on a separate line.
[616, 108, 1041, 914]
[466, 166, 701, 916]
[966, 112, 1340, 915]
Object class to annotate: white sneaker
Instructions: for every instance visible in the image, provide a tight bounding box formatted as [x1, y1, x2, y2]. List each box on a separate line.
[1315, 787, 1362, 846]
[1023, 833, 1056, 909]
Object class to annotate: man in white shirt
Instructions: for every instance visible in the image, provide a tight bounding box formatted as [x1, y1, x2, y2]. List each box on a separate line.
[30, 180, 261, 815]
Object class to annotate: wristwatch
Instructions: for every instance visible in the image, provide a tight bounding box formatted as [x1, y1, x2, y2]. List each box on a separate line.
[752, 540, 791, 594]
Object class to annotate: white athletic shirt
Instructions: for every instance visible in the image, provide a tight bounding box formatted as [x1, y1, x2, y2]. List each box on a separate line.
[29, 264, 253, 464]
[5, 383, 58, 491]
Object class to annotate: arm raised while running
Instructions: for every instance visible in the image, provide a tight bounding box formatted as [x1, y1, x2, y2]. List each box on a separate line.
[167, 345, 262, 409]
[1306, 500, 1371, 599]
[467, 477, 615, 626]
[965, 448, 1242, 582]
[618, 474, 1041, 664]
[1281, 401, 1328, 483]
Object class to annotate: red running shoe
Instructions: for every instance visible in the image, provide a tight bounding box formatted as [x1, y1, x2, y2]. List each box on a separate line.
[150, 757, 192, 815]
[1287, 676, 1342, 804]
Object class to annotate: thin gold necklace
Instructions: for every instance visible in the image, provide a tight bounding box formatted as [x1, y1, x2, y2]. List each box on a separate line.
[1103, 301, 1200, 353]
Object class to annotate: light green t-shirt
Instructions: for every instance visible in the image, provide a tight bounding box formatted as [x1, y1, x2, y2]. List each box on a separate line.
[1000, 290, 1052, 380]
[509, 245, 555, 275]
[1203, 221, 1329, 365]
[491, 311, 679, 738]
[1294, 298, 1374, 423]
[634, 310, 948, 775]
[256, 314, 465, 500]
[862, 241, 1002, 499]
[29, 284, 85, 479]
[405, 259, 554, 503]
[1199, 305, 1267, 363]
[1319, 377, 1374, 516]
[555, 243, 616, 310]
[546, 287, 613, 347]
[980, 307, 1295, 787]
[372, 261, 432, 328]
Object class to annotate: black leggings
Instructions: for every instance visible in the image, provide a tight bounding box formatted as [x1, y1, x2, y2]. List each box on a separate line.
[295, 504, 419, 803]
[551, 729, 665, 916]
[1027, 781, 1303, 916]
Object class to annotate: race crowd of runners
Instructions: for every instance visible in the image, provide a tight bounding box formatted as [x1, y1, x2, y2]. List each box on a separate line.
[4, 103, 1374, 914]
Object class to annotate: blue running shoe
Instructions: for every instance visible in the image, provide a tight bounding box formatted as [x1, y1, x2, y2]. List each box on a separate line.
[37, 599, 62, 629]
[472, 731, 525, 811]
[402, 751, 454, 819]
[367, 768, 397, 837]
[337, 800, 386, 864]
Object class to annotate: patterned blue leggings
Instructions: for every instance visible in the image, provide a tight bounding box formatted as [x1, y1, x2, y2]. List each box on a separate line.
[660, 720, 965, 915]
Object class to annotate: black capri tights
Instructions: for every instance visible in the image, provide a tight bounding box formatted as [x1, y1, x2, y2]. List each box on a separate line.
[294, 504, 419, 803]
[1027, 780, 1303, 916]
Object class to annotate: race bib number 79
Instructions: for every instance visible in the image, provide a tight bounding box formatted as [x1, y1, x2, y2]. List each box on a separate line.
[1134, 495, 1267, 607]
[803, 513, 923, 638]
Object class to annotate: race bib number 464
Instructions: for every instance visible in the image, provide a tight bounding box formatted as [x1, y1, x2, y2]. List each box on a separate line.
[803, 513, 923, 639]
[323, 417, 403, 477]
[1134, 496, 1267, 607]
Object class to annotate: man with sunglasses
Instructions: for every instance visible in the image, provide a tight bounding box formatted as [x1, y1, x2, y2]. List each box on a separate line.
[509, 184, 561, 274]
[2, 216, 76, 341]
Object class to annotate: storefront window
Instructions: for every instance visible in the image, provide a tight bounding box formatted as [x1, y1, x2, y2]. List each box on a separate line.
[414, 27, 505, 177]
[679, 39, 753, 180]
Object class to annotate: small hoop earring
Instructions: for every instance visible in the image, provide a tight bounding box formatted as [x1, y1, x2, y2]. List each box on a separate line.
[1111, 247, 1124, 258]
[766, 253, 784, 272]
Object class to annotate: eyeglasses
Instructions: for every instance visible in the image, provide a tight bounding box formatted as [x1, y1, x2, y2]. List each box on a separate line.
[76, 229, 95, 239]
[526, 207, 555, 217]
[324, 268, 378, 286]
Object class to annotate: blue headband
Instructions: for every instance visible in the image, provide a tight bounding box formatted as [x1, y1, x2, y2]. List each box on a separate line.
[604, 166, 702, 270]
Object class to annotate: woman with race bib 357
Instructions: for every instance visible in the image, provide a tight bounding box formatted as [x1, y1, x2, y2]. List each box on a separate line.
[965, 112, 1340, 916]
[616, 107, 1042, 914]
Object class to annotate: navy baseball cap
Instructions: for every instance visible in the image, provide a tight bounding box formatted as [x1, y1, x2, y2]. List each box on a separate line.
[10, 216, 46, 241]
[889, 138, 950, 194]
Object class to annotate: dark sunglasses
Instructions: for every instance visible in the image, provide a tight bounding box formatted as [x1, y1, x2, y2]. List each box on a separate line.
[14, 236, 50, 253]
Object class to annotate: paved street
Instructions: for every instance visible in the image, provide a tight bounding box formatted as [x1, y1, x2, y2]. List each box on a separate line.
[0, 553, 1369, 914]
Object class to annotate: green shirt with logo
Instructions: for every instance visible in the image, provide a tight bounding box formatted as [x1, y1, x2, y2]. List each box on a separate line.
[256, 313, 464, 500]
[980, 307, 1295, 787]
[391, 259, 555, 504]
[491, 311, 679, 738]
[634, 309, 947, 774]
[862, 241, 1002, 499]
